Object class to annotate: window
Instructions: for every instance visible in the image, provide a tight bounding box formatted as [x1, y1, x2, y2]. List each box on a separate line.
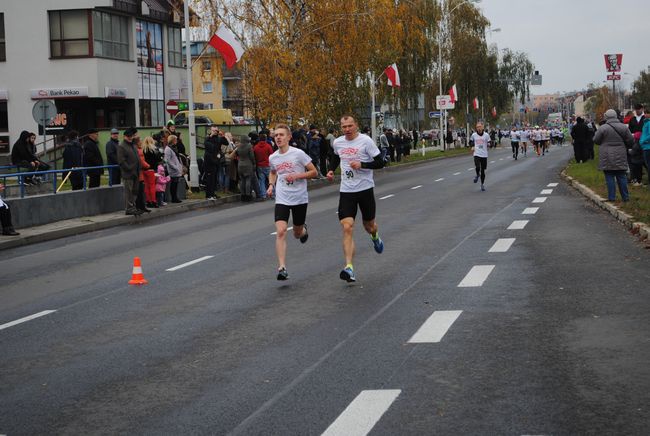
[168, 26, 182, 67]
[137, 20, 165, 126]
[202, 82, 213, 93]
[202, 60, 211, 71]
[49, 10, 91, 58]
[92, 11, 129, 60]
[0, 13, 5, 61]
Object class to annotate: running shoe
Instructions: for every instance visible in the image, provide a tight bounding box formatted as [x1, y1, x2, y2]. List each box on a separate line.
[473, 175, 479, 183]
[372, 235, 384, 254]
[277, 267, 289, 280]
[340, 266, 356, 282]
[299, 225, 309, 244]
[481, 184, 486, 192]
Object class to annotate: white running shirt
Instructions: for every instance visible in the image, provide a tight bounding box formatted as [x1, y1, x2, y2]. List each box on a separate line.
[471, 132, 490, 158]
[269, 146, 312, 206]
[510, 130, 520, 142]
[332, 133, 381, 193]
[520, 130, 529, 142]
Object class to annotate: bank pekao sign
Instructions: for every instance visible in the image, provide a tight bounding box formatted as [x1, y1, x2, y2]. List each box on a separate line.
[30, 87, 89, 99]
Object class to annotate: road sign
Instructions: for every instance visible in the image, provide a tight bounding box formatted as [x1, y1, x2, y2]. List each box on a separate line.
[166, 100, 179, 115]
[429, 111, 442, 118]
[32, 100, 57, 127]
[436, 95, 455, 110]
[607, 74, 621, 81]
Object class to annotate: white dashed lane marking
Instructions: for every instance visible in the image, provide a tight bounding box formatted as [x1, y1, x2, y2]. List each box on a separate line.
[489, 238, 516, 253]
[411, 185, 422, 190]
[379, 194, 394, 200]
[166, 255, 215, 271]
[435, 178, 445, 182]
[540, 189, 553, 195]
[321, 390, 401, 436]
[522, 207, 539, 215]
[532, 197, 547, 203]
[408, 310, 462, 343]
[0, 310, 57, 331]
[508, 220, 529, 230]
[453, 172, 461, 176]
[458, 265, 495, 287]
[490, 160, 496, 163]
[547, 183, 559, 187]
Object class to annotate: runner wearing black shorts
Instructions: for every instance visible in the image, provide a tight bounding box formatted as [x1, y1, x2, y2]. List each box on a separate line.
[327, 115, 385, 283]
[268, 124, 318, 280]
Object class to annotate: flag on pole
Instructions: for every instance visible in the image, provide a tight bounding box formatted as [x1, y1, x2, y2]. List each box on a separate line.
[472, 97, 479, 110]
[384, 63, 401, 87]
[491, 106, 497, 117]
[208, 25, 245, 69]
[448, 84, 458, 103]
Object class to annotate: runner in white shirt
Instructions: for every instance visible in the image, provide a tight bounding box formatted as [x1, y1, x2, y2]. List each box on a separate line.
[533, 127, 542, 156]
[267, 124, 318, 280]
[541, 127, 550, 155]
[520, 128, 529, 157]
[471, 122, 491, 191]
[509, 127, 520, 160]
[326, 115, 385, 283]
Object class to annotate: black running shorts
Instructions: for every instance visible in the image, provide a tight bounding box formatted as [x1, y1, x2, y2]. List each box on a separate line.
[275, 203, 308, 226]
[338, 188, 376, 221]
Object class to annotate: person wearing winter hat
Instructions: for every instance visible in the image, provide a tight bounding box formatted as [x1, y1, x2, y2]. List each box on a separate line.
[593, 109, 635, 201]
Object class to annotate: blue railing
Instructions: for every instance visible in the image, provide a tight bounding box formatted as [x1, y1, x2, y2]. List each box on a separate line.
[0, 165, 120, 198]
[0, 165, 19, 171]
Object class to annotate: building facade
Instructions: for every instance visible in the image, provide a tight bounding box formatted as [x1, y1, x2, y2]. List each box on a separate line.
[0, 0, 188, 154]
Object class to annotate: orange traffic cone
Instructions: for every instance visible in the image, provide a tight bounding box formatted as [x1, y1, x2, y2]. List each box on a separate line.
[128, 257, 148, 285]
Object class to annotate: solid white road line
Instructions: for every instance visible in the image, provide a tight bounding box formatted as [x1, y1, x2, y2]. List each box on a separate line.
[453, 172, 461, 176]
[435, 178, 444, 182]
[540, 189, 553, 195]
[458, 265, 495, 287]
[0, 310, 57, 331]
[379, 194, 394, 200]
[270, 227, 294, 235]
[408, 310, 462, 343]
[508, 220, 529, 230]
[489, 238, 516, 253]
[411, 185, 422, 190]
[547, 183, 559, 187]
[532, 197, 547, 203]
[321, 390, 401, 436]
[166, 256, 215, 272]
[522, 207, 539, 215]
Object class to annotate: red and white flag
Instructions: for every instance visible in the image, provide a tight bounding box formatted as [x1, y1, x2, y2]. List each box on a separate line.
[472, 97, 479, 110]
[208, 25, 245, 69]
[491, 106, 497, 117]
[448, 84, 457, 103]
[384, 63, 401, 87]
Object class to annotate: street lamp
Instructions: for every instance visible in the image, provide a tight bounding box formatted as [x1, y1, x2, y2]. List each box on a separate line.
[437, 0, 481, 150]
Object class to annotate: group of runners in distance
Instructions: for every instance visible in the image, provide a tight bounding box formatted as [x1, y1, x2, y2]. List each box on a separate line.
[507, 125, 564, 160]
[268, 115, 384, 282]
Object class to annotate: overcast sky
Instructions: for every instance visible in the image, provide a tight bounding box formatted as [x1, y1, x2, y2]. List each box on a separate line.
[478, 0, 646, 96]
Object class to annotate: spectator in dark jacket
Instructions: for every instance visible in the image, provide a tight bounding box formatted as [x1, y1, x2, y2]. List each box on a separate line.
[117, 127, 142, 215]
[62, 131, 84, 190]
[594, 109, 634, 202]
[253, 133, 274, 199]
[627, 103, 646, 185]
[203, 125, 222, 199]
[571, 118, 592, 163]
[82, 128, 103, 188]
[0, 183, 20, 236]
[11, 131, 49, 183]
[105, 128, 121, 185]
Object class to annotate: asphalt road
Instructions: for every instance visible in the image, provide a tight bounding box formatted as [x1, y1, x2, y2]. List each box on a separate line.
[1, 145, 649, 435]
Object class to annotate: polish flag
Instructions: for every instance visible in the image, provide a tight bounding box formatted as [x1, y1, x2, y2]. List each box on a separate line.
[384, 63, 401, 87]
[472, 97, 479, 110]
[208, 25, 245, 69]
[491, 106, 497, 117]
[448, 84, 457, 103]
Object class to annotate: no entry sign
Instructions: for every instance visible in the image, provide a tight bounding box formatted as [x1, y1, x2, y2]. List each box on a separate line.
[166, 100, 179, 115]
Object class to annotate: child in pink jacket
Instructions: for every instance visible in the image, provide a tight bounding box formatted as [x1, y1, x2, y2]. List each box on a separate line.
[155, 164, 171, 206]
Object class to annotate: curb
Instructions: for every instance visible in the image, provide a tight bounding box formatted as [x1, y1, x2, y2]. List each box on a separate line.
[561, 170, 650, 243]
[0, 150, 470, 251]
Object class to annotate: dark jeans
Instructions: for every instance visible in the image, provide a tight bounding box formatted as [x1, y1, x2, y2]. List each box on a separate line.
[644, 149, 650, 187]
[136, 181, 146, 210]
[604, 170, 629, 201]
[170, 176, 181, 202]
[88, 172, 101, 188]
[1, 205, 14, 230]
[122, 177, 139, 212]
[204, 167, 217, 198]
[511, 142, 519, 159]
[109, 166, 121, 185]
[70, 171, 84, 190]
